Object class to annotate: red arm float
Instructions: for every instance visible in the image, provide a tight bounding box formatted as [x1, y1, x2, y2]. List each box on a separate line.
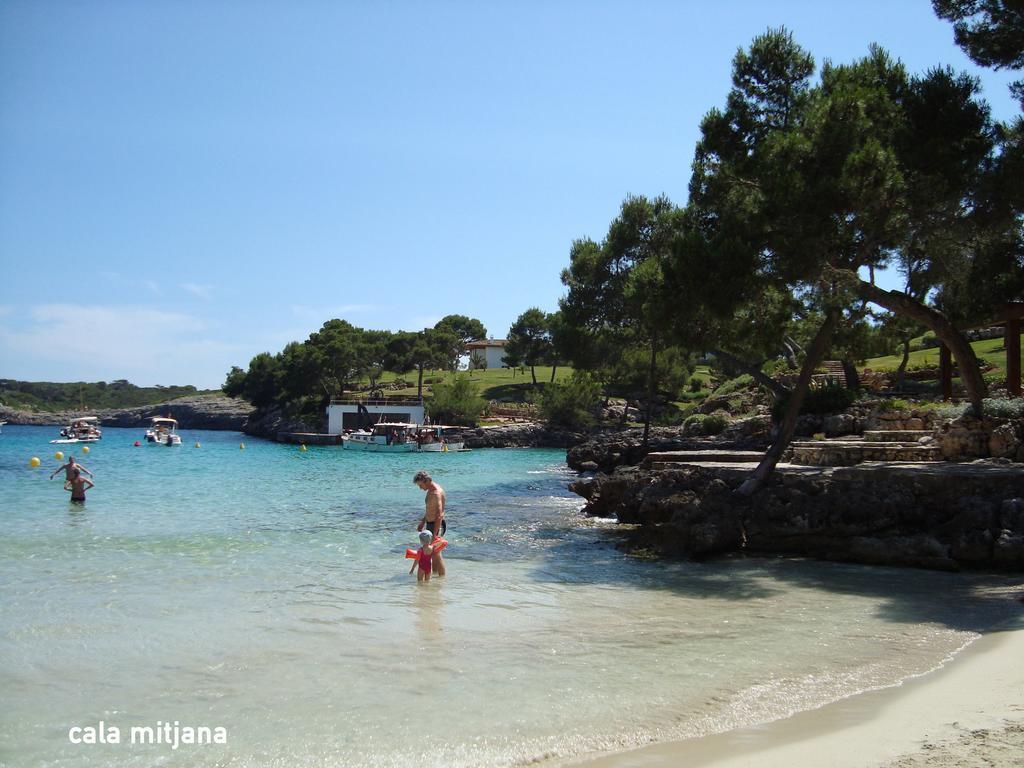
[404, 538, 448, 559]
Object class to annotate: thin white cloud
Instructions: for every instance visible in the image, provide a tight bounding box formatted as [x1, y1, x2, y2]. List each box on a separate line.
[180, 282, 214, 300]
[0, 304, 239, 388]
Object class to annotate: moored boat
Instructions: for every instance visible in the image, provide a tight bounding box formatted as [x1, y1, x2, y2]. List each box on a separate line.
[145, 417, 182, 446]
[414, 425, 465, 452]
[342, 422, 418, 451]
[50, 416, 102, 444]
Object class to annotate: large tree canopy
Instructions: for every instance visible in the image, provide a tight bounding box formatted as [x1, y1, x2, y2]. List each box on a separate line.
[933, 0, 1024, 106]
[560, 194, 687, 442]
[505, 308, 552, 385]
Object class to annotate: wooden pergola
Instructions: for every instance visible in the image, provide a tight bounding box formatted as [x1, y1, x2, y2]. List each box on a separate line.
[938, 302, 1023, 399]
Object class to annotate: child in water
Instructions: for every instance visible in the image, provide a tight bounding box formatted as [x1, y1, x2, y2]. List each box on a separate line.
[409, 530, 436, 582]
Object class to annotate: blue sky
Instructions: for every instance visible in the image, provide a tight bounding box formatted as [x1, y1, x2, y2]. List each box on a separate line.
[0, 0, 1018, 389]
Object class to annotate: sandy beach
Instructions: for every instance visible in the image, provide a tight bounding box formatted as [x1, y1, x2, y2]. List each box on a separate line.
[573, 618, 1024, 768]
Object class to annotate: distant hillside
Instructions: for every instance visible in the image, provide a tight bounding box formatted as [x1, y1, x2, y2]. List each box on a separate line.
[0, 379, 218, 413]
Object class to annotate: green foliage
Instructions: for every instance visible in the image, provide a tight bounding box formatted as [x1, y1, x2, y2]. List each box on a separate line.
[225, 313, 489, 409]
[0, 379, 208, 413]
[710, 374, 753, 398]
[559, 194, 688, 437]
[434, 315, 487, 371]
[875, 397, 914, 412]
[538, 371, 602, 428]
[222, 366, 246, 398]
[425, 377, 487, 426]
[937, 397, 1024, 420]
[602, 343, 692, 399]
[933, 0, 1024, 106]
[688, 376, 704, 392]
[683, 412, 728, 436]
[505, 308, 554, 384]
[770, 383, 858, 421]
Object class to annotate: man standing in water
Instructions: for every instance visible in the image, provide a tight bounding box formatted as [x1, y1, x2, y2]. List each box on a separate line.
[414, 470, 446, 577]
[65, 468, 94, 503]
[50, 455, 93, 482]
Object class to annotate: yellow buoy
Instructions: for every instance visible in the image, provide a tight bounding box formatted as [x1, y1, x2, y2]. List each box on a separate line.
[240, 443, 246, 450]
[81, 445, 90, 454]
[194, 442, 201, 448]
[29, 456, 41, 468]
[300, 444, 307, 452]
[55, 451, 64, 460]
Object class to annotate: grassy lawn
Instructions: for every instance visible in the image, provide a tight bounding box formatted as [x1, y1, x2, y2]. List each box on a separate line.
[356, 363, 718, 406]
[357, 366, 574, 402]
[863, 337, 1022, 379]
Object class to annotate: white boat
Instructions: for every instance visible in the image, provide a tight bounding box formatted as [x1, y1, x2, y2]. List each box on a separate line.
[145, 417, 182, 446]
[342, 422, 418, 452]
[413, 425, 465, 452]
[51, 417, 102, 444]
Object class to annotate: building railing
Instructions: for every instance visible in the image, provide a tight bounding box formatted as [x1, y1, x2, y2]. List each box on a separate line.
[329, 398, 425, 407]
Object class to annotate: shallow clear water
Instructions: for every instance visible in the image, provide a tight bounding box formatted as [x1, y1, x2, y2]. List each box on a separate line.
[1, 425, 1021, 768]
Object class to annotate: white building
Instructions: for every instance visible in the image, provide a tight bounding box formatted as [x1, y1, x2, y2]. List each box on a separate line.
[465, 338, 508, 369]
[326, 398, 425, 433]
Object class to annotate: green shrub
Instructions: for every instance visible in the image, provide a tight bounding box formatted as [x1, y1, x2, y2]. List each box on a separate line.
[426, 377, 487, 426]
[937, 397, 1024, 420]
[771, 383, 858, 421]
[702, 413, 728, 435]
[539, 371, 602, 428]
[712, 374, 753, 398]
[689, 376, 704, 393]
[683, 412, 728, 436]
[985, 398, 1024, 419]
[875, 397, 912, 412]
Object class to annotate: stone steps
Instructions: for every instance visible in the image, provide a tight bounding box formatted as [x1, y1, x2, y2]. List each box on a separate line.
[644, 450, 764, 469]
[862, 429, 932, 443]
[792, 440, 933, 449]
[790, 440, 940, 467]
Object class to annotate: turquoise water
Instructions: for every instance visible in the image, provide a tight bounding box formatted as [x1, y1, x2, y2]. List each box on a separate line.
[1, 424, 1021, 768]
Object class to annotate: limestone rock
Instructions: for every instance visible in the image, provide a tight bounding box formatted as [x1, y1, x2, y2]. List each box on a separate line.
[568, 461, 1024, 571]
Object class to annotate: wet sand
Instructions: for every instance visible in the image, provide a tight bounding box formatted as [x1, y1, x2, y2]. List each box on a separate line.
[571, 624, 1024, 768]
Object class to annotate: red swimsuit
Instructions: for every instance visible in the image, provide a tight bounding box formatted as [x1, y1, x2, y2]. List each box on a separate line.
[418, 547, 432, 574]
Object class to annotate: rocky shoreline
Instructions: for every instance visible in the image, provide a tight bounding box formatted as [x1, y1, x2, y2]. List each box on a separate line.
[570, 460, 1024, 571]
[0, 395, 252, 431]
[563, 407, 1024, 571]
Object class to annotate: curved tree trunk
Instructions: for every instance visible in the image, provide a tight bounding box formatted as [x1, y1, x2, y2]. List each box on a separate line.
[841, 359, 860, 391]
[736, 308, 840, 497]
[895, 337, 911, 390]
[782, 338, 800, 370]
[711, 348, 791, 401]
[837, 272, 987, 415]
[642, 339, 657, 447]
